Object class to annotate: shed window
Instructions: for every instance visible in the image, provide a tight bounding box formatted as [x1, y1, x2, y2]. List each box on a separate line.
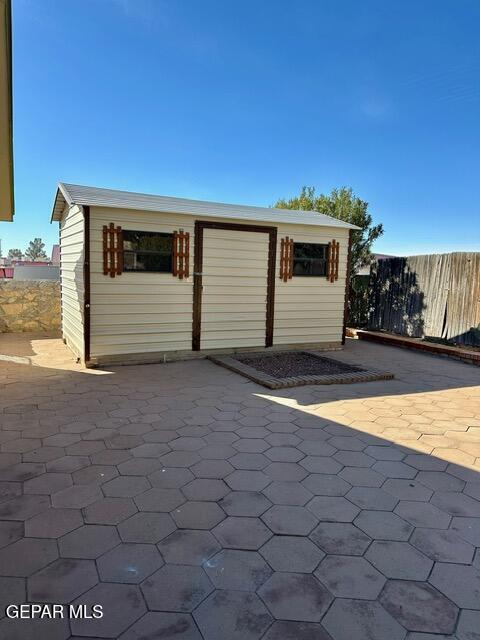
[123, 230, 173, 273]
[293, 243, 328, 276]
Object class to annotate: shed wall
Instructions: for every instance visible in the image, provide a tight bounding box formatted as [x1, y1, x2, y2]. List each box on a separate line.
[274, 224, 349, 345]
[89, 207, 194, 357]
[88, 207, 349, 359]
[60, 204, 84, 359]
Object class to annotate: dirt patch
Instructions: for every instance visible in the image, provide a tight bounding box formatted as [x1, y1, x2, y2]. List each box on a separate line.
[235, 351, 366, 378]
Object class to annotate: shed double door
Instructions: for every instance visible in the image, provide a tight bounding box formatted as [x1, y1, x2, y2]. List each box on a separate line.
[198, 227, 271, 350]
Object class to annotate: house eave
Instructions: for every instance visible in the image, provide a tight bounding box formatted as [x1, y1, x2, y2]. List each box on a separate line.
[0, 0, 14, 222]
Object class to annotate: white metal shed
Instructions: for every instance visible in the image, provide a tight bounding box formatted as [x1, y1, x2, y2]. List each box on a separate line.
[51, 183, 359, 366]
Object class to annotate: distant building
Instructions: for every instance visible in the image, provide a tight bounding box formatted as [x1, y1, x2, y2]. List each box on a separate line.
[13, 264, 59, 280]
[11, 259, 51, 267]
[0, 255, 60, 280]
[0, 266, 13, 278]
[51, 244, 60, 266]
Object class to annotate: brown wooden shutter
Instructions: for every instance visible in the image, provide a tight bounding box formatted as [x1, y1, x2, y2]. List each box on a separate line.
[173, 229, 190, 279]
[327, 239, 339, 283]
[103, 223, 123, 278]
[279, 236, 294, 282]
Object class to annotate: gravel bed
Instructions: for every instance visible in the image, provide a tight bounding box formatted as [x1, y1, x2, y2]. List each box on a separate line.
[234, 351, 366, 379]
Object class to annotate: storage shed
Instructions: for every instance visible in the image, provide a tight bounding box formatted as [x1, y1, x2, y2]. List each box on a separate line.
[51, 183, 359, 366]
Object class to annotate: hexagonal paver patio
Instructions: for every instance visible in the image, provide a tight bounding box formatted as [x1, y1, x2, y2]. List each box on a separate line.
[1, 335, 480, 639]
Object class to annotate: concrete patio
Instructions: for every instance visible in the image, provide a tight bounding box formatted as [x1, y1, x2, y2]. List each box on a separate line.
[0, 336, 479, 639]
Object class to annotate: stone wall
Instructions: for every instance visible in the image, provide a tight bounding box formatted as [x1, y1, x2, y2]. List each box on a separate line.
[0, 280, 61, 332]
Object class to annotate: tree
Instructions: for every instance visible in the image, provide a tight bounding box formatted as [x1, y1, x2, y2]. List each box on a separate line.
[24, 238, 47, 261]
[275, 186, 384, 278]
[7, 248, 23, 260]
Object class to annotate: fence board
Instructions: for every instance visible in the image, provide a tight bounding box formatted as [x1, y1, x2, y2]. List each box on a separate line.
[445, 252, 480, 345]
[365, 252, 480, 347]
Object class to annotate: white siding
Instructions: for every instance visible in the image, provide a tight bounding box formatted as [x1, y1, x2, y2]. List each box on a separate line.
[273, 224, 349, 345]
[60, 204, 84, 359]
[89, 207, 194, 358]
[201, 228, 269, 350]
[87, 207, 348, 361]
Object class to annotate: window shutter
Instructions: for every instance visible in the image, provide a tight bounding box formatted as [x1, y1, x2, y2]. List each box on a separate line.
[279, 236, 294, 282]
[327, 239, 339, 283]
[103, 223, 123, 278]
[173, 229, 190, 279]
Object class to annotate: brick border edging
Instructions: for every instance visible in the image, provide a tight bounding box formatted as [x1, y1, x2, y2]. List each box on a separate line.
[208, 350, 394, 389]
[351, 329, 480, 367]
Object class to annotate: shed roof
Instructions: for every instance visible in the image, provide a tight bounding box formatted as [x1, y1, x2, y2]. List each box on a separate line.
[51, 183, 360, 230]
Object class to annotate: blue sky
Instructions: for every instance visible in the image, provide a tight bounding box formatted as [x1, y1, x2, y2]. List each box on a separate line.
[2, 0, 479, 256]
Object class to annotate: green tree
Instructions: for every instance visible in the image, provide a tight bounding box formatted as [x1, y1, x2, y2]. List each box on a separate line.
[7, 248, 22, 260]
[275, 186, 384, 278]
[24, 238, 47, 261]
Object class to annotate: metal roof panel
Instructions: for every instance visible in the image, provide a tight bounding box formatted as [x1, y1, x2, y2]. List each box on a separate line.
[51, 183, 360, 230]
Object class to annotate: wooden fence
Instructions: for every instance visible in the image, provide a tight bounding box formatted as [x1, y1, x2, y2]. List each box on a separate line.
[365, 252, 480, 347]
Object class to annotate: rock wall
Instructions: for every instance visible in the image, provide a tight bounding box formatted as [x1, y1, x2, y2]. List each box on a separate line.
[0, 280, 61, 332]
